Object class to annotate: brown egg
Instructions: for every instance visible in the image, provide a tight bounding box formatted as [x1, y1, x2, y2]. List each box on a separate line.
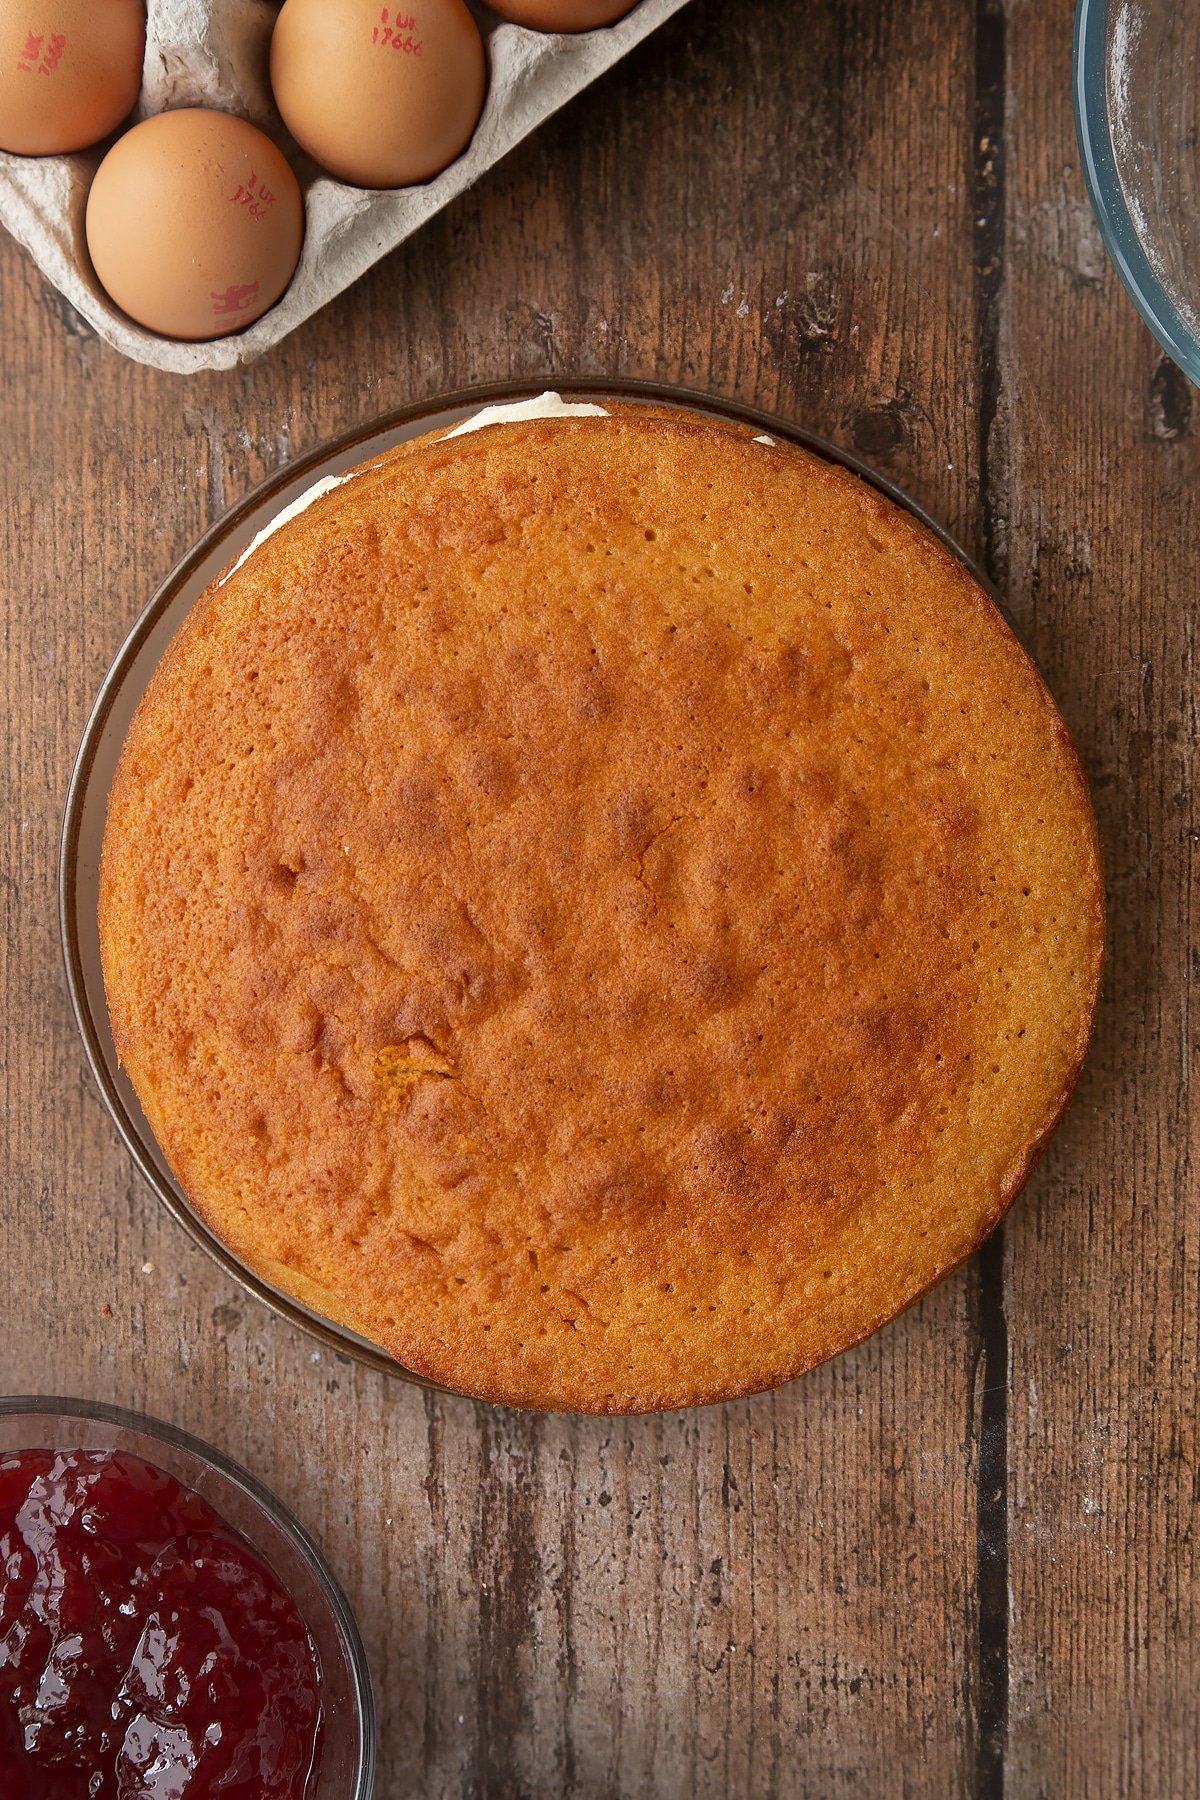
[486, 0, 637, 28]
[270, 0, 486, 189]
[85, 109, 304, 341]
[0, 0, 144, 155]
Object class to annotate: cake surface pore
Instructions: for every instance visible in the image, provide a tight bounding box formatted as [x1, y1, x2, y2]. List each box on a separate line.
[99, 405, 1104, 1412]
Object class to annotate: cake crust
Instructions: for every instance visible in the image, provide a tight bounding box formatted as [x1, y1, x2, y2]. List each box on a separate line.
[99, 403, 1105, 1412]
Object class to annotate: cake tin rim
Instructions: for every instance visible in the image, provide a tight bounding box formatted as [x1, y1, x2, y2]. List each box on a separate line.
[59, 376, 1009, 1401]
[1073, 0, 1200, 383]
[0, 1392, 377, 1799]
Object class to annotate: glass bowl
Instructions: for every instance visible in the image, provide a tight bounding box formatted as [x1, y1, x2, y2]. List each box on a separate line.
[0, 1396, 375, 1799]
[59, 378, 997, 1386]
[1075, 0, 1200, 380]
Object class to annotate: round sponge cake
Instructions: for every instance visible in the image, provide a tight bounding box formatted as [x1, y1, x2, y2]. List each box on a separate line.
[99, 400, 1104, 1412]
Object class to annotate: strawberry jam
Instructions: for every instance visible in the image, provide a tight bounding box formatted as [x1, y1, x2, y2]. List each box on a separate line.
[0, 1448, 323, 1799]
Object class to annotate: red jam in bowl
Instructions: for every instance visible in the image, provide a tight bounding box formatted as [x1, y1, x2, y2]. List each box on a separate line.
[0, 1448, 323, 1799]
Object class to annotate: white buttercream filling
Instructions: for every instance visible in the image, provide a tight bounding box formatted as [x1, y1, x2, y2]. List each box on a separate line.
[442, 391, 610, 438]
[220, 472, 356, 584]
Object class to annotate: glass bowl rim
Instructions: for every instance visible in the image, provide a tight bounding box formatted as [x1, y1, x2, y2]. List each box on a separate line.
[1073, 0, 1200, 383]
[0, 1393, 376, 1798]
[58, 374, 1002, 1395]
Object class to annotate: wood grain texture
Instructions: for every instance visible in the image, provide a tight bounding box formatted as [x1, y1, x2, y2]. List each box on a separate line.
[0, 0, 1191, 1793]
[999, 2, 1200, 1796]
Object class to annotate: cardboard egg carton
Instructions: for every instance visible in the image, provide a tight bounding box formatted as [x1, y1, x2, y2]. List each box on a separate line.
[0, 0, 690, 372]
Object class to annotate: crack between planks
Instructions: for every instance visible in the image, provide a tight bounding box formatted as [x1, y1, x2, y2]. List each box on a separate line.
[973, 1228, 1010, 1800]
[973, 1, 1010, 1796]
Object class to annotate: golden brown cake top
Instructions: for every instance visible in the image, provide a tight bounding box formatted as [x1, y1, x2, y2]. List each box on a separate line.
[99, 401, 1104, 1412]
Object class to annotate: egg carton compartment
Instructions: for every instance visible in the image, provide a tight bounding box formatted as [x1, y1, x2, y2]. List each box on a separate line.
[0, 0, 690, 372]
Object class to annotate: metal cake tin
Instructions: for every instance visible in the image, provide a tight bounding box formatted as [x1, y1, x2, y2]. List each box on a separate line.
[59, 378, 996, 1388]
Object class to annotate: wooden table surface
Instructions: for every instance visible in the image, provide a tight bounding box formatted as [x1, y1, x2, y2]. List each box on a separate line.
[2, 1, 1195, 1794]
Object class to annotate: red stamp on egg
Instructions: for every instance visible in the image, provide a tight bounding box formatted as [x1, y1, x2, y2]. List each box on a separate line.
[372, 7, 423, 53]
[212, 280, 260, 322]
[17, 30, 66, 75]
[228, 170, 277, 222]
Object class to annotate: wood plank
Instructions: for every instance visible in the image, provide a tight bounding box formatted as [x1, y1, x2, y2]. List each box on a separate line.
[1001, 1, 1200, 1795]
